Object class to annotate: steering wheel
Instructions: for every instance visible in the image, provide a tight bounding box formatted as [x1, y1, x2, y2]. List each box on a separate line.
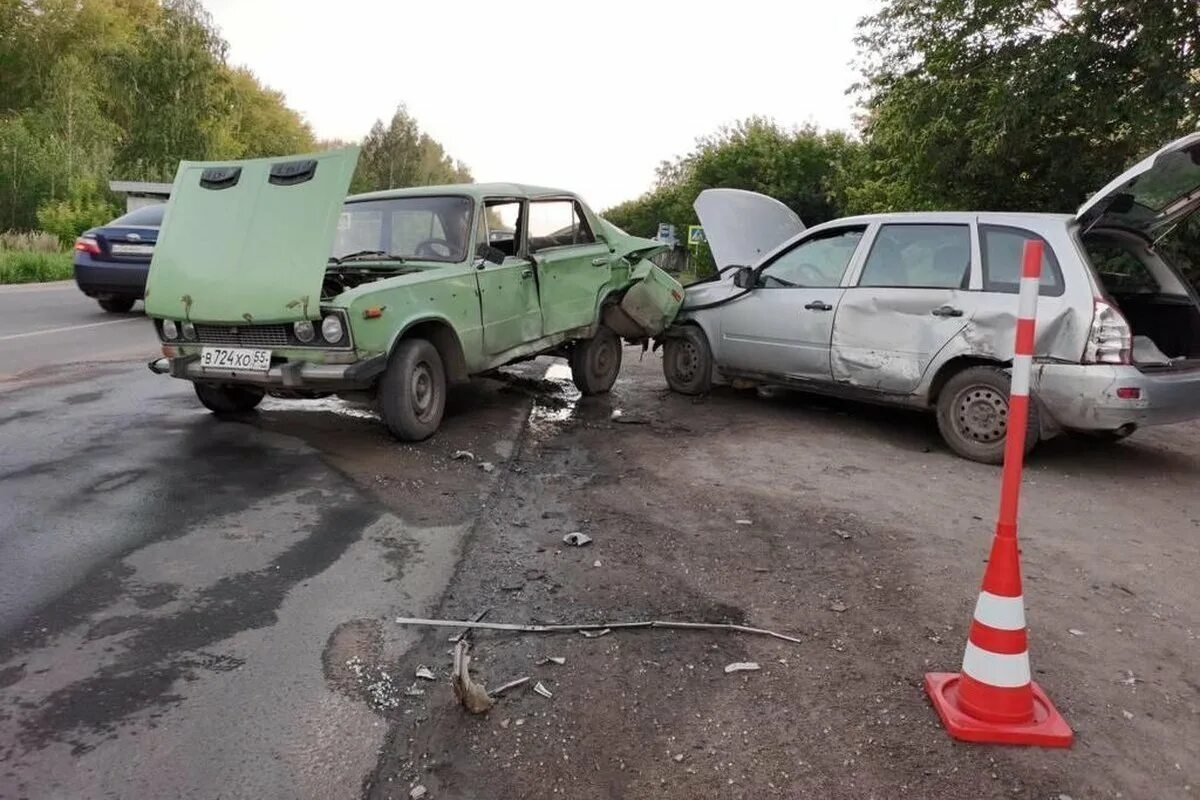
[414, 238, 453, 259]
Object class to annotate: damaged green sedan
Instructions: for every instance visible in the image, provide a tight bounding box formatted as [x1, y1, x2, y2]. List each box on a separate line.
[146, 147, 682, 439]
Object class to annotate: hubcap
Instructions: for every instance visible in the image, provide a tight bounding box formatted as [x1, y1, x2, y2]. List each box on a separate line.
[410, 362, 434, 418]
[954, 385, 1008, 443]
[593, 339, 616, 376]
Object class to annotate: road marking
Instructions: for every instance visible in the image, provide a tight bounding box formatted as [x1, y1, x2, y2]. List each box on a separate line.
[0, 317, 143, 342]
[0, 280, 77, 293]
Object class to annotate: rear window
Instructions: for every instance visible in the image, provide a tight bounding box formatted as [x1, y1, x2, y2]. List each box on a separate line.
[980, 226, 1065, 296]
[111, 204, 165, 226]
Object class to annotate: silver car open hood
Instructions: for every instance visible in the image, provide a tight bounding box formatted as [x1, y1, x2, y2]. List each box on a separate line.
[693, 188, 805, 268]
[1077, 132, 1200, 238]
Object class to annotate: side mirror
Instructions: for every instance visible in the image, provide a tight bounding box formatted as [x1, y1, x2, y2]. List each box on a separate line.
[732, 266, 755, 289]
[475, 243, 506, 267]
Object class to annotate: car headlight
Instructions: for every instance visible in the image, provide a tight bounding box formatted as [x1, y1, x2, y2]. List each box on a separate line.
[181, 321, 197, 340]
[321, 314, 344, 343]
[293, 320, 315, 343]
[162, 319, 178, 340]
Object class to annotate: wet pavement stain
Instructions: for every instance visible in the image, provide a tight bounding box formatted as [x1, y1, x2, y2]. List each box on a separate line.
[62, 390, 106, 405]
[16, 500, 379, 755]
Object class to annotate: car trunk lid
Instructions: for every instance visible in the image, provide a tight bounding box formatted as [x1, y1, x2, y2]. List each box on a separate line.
[693, 188, 806, 268]
[1076, 133, 1200, 239]
[144, 147, 360, 323]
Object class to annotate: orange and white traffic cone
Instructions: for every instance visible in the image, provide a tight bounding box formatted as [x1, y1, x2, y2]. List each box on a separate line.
[924, 240, 1073, 748]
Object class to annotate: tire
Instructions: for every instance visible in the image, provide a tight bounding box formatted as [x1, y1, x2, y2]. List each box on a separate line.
[378, 338, 446, 441]
[935, 366, 1040, 464]
[569, 325, 622, 395]
[98, 296, 136, 313]
[194, 382, 265, 414]
[662, 326, 713, 395]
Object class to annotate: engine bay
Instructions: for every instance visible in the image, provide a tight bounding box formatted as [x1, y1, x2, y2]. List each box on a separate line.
[321, 265, 421, 300]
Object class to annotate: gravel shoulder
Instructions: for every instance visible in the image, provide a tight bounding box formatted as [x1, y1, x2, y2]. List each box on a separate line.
[363, 348, 1199, 800]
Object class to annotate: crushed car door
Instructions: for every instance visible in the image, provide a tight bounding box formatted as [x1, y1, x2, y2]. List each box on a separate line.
[529, 198, 614, 336]
[715, 226, 867, 381]
[832, 222, 978, 395]
[477, 198, 543, 355]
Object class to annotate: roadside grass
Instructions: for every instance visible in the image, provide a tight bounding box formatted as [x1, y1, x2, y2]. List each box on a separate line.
[0, 250, 74, 284]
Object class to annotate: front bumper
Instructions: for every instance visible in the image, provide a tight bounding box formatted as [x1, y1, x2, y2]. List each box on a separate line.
[148, 353, 386, 388]
[1034, 362, 1200, 431]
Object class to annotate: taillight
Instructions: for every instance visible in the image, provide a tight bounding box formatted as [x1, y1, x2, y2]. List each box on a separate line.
[1083, 299, 1132, 365]
[74, 236, 101, 255]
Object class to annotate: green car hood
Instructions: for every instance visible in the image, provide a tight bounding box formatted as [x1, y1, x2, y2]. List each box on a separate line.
[145, 147, 360, 323]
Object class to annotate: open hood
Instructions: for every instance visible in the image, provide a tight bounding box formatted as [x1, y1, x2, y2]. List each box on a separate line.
[1077, 133, 1200, 238]
[693, 188, 805, 268]
[145, 147, 360, 323]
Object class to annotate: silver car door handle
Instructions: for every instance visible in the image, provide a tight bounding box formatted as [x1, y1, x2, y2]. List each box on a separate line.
[931, 305, 964, 317]
[520, 269, 534, 279]
[591, 257, 609, 266]
[804, 301, 833, 311]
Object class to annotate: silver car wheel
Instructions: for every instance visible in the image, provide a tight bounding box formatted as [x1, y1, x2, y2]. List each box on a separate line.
[954, 385, 1008, 443]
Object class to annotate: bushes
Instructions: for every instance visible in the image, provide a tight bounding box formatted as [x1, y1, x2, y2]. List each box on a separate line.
[35, 186, 118, 246]
[0, 251, 74, 284]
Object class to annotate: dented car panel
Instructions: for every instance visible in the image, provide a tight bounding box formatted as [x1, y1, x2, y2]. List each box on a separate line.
[671, 165, 1200, 459]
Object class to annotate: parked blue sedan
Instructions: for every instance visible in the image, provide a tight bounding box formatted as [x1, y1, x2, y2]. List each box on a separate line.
[73, 203, 164, 313]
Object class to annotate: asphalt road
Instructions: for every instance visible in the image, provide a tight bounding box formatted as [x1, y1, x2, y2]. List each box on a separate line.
[0, 283, 533, 798]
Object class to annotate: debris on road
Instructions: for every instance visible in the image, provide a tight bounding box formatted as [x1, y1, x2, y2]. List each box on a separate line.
[451, 450, 475, 461]
[830, 601, 850, 613]
[451, 640, 493, 714]
[537, 656, 566, 666]
[410, 785, 427, 799]
[533, 681, 553, 699]
[562, 532, 592, 546]
[1068, 628, 1086, 636]
[491, 676, 530, 696]
[479, 461, 495, 473]
[415, 665, 436, 681]
[403, 683, 425, 697]
[724, 662, 761, 674]
[394, 616, 803, 645]
[579, 628, 611, 639]
[833, 529, 853, 540]
[593, 559, 602, 568]
[735, 519, 753, 526]
[450, 608, 491, 644]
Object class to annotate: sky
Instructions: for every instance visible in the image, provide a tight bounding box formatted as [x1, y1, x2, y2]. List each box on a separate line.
[202, 0, 878, 210]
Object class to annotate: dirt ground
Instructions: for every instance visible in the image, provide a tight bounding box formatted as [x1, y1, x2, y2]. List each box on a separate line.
[346, 347, 1196, 800]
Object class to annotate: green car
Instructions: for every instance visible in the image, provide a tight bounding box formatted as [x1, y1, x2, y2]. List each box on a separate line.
[146, 147, 683, 440]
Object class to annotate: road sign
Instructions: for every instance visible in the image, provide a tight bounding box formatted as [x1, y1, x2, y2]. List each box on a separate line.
[687, 225, 705, 246]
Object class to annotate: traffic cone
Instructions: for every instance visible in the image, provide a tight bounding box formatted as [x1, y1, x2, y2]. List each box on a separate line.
[924, 530, 1072, 746]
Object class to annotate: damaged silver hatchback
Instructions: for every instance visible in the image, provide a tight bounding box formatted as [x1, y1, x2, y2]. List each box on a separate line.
[662, 133, 1200, 463]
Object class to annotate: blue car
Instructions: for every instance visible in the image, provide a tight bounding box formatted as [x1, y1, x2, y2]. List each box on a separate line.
[73, 203, 164, 313]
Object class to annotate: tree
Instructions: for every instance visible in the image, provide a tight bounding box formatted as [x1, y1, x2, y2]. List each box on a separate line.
[352, 105, 471, 192]
[849, 0, 1200, 214]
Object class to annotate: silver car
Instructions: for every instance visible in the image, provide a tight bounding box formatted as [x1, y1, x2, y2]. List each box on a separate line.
[661, 133, 1200, 463]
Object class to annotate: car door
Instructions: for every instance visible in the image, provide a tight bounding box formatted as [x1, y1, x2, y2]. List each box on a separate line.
[527, 198, 613, 336]
[476, 198, 543, 355]
[715, 226, 867, 381]
[831, 222, 978, 394]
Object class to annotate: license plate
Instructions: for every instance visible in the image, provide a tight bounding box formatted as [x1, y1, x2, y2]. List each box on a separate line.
[111, 243, 154, 255]
[200, 347, 271, 372]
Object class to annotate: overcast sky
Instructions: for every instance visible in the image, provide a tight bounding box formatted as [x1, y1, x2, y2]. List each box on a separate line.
[202, 0, 878, 209]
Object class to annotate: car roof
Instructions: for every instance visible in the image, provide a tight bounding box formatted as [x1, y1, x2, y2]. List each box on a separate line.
[821, 211, 1077, 227]
[348, 182, 576, 203]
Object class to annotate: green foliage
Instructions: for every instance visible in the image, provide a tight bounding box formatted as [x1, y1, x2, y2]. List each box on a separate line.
[603, 118, 858, 258]
[0, 250, 73, 284]
[351, 105, 472, 192]
[850, 0, 1200, 215]
[35, 183, 118, 245]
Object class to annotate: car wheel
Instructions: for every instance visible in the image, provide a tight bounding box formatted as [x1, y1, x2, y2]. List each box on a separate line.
[570, 325, 622, 395]
[98, 296, 136, 313]
[935, 365, 1039, 464]
[194, 382, 265, 414]
[662, 326, 712, 395]
[379, 338, 446, 441]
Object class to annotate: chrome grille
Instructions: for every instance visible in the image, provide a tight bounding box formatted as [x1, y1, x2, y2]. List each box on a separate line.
[193, 324, 291, 347]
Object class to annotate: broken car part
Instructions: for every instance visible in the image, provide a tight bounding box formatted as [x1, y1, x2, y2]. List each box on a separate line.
[394, 616, 802, 645]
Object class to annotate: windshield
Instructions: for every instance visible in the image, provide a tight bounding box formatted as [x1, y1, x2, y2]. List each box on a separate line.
[333, 195, 473, 262]
[111, 204, 165, 226]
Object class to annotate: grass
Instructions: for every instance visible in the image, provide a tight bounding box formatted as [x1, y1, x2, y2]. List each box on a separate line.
[0, 250, 74, 284]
